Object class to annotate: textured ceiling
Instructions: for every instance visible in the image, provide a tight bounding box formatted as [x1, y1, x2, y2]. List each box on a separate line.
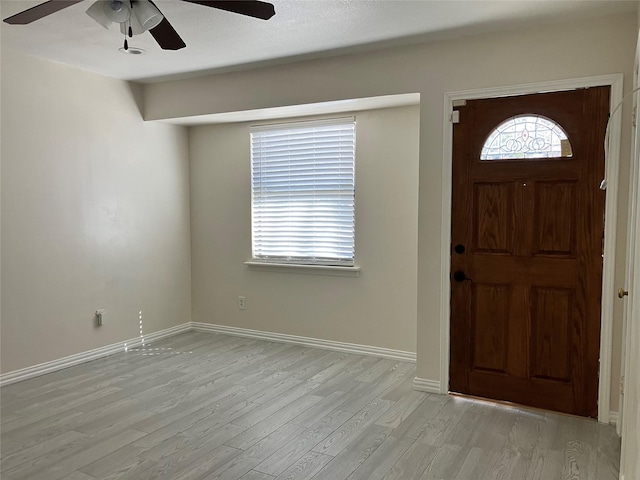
[1, 0, 636, 82]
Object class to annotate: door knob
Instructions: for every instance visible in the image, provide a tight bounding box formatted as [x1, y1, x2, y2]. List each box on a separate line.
[453, 271, 469, 282]
[618, 288, 629, 299]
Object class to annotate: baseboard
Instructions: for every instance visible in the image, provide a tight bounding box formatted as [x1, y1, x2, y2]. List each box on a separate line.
[190, 322, 416, 363]
[0, 323, 191, 387]
[413, 376, 441, 393]
[1, 321, 416, 387]
[609, 410, 618, 427]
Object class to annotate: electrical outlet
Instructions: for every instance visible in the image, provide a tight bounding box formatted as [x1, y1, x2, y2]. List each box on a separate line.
[238, 296, 246, 310]
[96, 309, 106, 326]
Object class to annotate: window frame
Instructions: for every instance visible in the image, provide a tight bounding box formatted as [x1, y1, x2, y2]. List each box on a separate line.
[249, 116, 357, 269]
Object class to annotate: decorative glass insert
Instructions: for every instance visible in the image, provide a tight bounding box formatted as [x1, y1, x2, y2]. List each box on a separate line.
[480, 115, 573, 160]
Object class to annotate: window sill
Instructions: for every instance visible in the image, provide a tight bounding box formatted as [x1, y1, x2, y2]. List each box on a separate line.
[244, 261, 361, 277]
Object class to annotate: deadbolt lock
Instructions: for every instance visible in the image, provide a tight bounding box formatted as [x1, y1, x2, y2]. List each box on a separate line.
[618, 288, 629, 299]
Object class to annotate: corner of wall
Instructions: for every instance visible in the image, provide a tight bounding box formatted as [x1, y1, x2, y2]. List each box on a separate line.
[126, 81, 145, 118]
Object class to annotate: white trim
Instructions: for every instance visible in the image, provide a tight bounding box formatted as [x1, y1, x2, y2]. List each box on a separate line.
[609, 410, 619, 427]
[413, 377, 441, 394]
[440, 91, 454, 396]
[0, 321, 417, 387]
[618, 49, 640, 440]
[620, 36, 640, 478]
[441, 74, 624, 424]
[0, 323, 191, 387]
[599, 75, 624, 425]
[244, 261, 361, 277]
[190, 322, 416, 362]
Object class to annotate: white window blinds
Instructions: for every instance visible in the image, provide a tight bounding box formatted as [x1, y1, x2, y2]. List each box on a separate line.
[250, 118, 356, 266]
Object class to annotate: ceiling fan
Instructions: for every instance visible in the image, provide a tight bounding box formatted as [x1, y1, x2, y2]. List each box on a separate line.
[3, 0, 276, 51]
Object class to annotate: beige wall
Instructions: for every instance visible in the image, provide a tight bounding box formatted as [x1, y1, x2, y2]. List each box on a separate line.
[0, 49, 192, 373]
[145, 13, 637, 409]
[190, 106, 420, 352]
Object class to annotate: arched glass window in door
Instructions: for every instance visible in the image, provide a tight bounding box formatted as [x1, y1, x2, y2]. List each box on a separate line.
[480, 115, 573, 160]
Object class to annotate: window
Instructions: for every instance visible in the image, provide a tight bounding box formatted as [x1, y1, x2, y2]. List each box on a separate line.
[480, 114, 573, 160]
[250, 118, 356, 266]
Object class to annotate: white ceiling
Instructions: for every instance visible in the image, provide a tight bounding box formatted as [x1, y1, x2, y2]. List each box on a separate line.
[1, 0, 636, 83]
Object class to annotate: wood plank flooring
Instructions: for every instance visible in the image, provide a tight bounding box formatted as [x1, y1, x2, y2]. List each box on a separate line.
[0, 331, 621, 479]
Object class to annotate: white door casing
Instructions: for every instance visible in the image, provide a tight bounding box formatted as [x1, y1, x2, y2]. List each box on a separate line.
[618, 32, 640, 480]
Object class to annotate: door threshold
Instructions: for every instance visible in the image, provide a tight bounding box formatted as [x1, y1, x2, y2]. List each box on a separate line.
[448, 391, 597, 422]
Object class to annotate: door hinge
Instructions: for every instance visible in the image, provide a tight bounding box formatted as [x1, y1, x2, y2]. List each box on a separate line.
[620, 375, 625, 395]
[632, 107, 637, 128]
[451, 99, 466, 124]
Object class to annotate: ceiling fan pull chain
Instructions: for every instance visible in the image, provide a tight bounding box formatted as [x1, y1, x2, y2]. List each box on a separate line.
[123, 8, 130, 51]
[128, 1, 133, 37]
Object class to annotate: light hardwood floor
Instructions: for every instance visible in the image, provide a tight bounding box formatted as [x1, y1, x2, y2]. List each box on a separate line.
[0, 331, 621, 480]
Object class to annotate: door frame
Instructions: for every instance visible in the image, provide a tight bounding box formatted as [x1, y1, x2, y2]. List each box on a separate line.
[617, 57, 639, 437]
[440, 74, 624, 424]
[619, 33, 640, 479]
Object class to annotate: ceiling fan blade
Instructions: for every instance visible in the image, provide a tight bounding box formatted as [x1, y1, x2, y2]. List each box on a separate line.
[148, 15, 186, 50]
[180, 1, 275, 20]
[3, 0, 84, 24]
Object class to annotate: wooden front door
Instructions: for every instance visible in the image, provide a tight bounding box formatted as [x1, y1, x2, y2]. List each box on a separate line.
[449, 87, 610, 418]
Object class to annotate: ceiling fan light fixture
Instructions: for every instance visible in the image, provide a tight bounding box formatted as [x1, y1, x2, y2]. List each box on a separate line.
[133, 0, 163, 32]
[86, 1, 112, 29]
[120, 12, 145, 36]
[10, 0, 275, 52]
[104, 0, 131, 23]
